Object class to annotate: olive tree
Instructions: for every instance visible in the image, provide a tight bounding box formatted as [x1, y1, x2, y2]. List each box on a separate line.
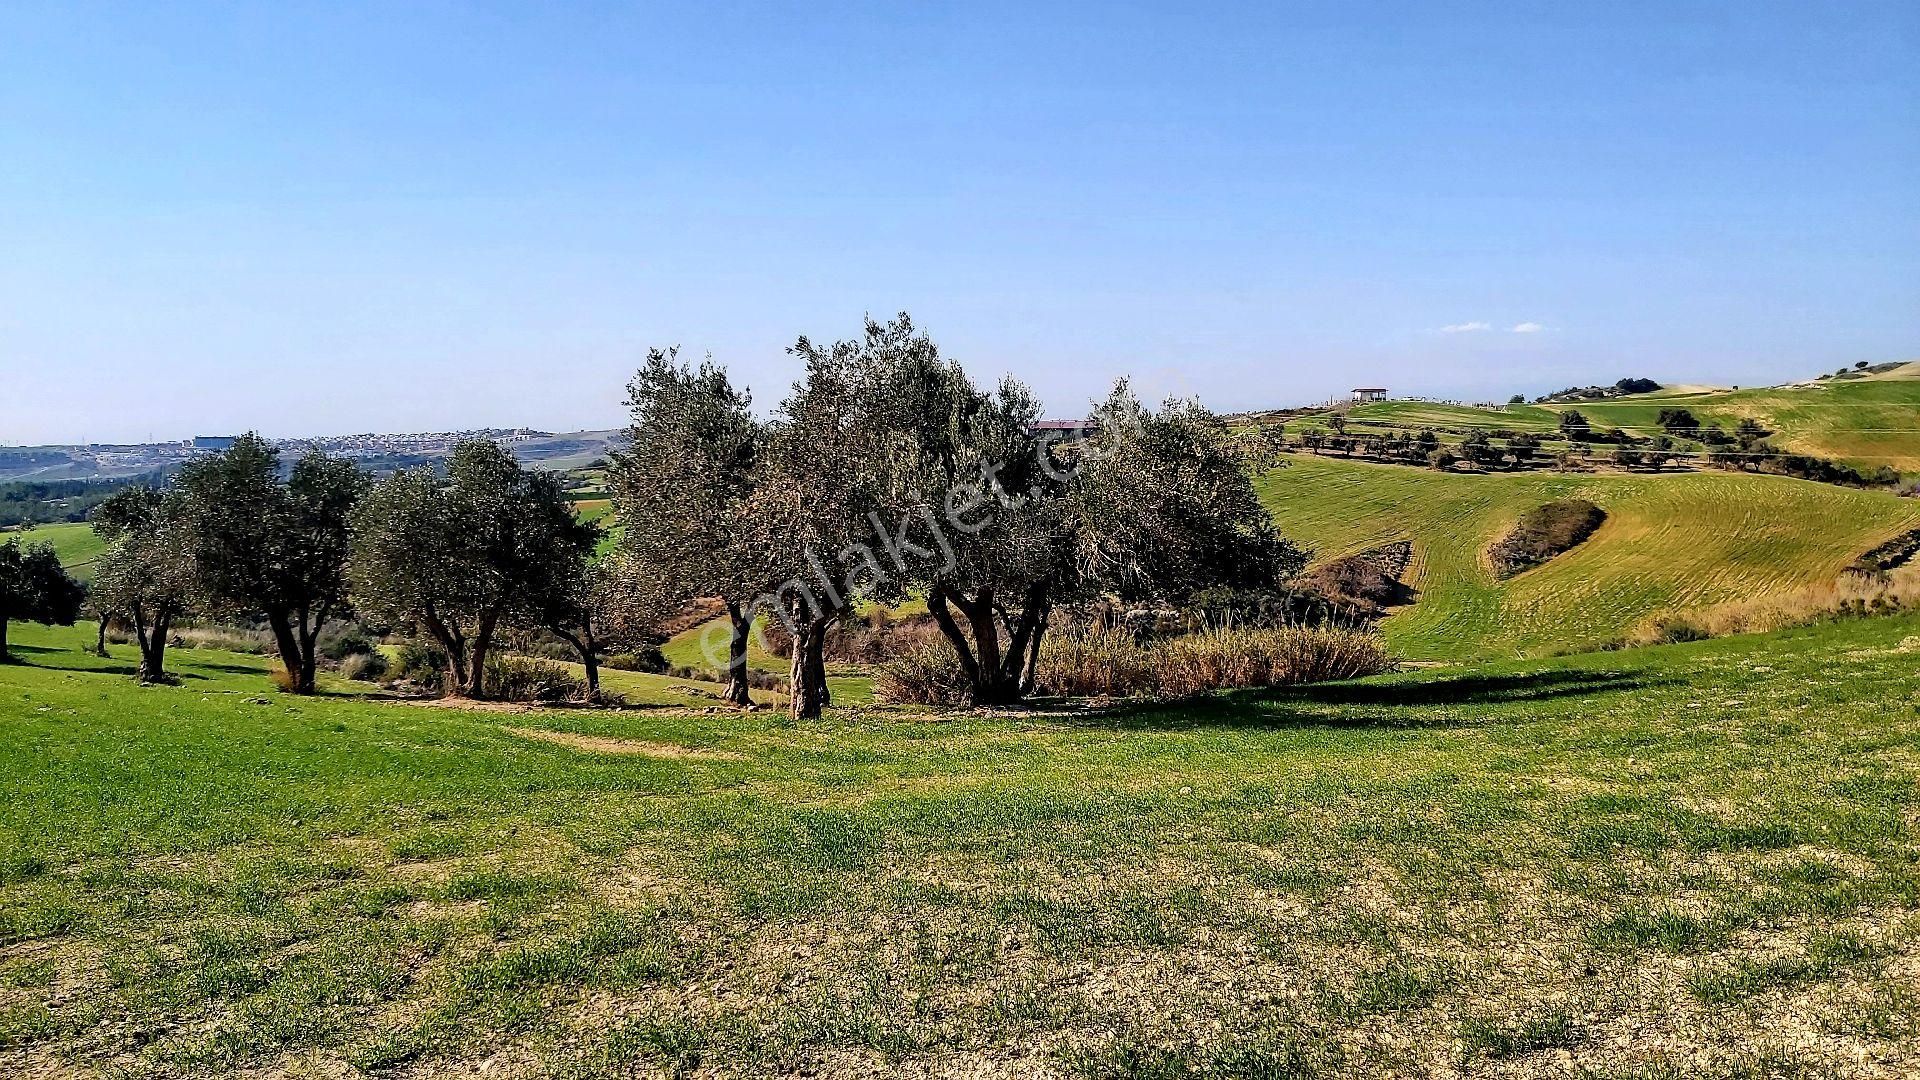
[349, 439, 594, 698]
[90, 486, 196, 683]
[0, 538, 85, 661]
[752, 315, 1304, 710]
[533, 550, 671, 695]
[608, 348, 767, 704]
[169, 434, 368, 694]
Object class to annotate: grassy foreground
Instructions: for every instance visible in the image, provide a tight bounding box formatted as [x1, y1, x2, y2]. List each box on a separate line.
[3, 614, 1919, 1078]
[1258, 456, 1920, 659]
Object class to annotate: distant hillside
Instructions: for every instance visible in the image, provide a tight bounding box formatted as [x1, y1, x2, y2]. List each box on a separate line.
[1339, 362, 1920, 473]
[1258, 455, 1920, 660]
[0, 429, 624, 484]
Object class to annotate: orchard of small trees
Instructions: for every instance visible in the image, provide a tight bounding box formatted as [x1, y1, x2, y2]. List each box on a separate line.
[62, 313, 1307, 718]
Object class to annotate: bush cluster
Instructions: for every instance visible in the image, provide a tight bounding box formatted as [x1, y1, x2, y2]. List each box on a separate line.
[873, 641, 979, 705]
[1488, 499, 1607, 577]
[390, 640, 448, 694]
[339, 651, 389, 683]
[483, 655, 586, 703]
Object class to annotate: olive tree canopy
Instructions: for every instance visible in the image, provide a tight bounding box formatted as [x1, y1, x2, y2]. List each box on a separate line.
[608, 348, 766, 704]
[0, 538, 85, 662]
[168, 434, 368, 694]
[349, 439, 595, 699]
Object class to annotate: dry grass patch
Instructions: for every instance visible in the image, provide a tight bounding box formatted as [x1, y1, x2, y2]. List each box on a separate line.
[499, 725, 742, 759]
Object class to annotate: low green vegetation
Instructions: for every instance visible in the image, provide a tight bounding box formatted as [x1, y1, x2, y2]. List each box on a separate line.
[4, 610, 1918, 1076]
[1258, 455, 1920, 659]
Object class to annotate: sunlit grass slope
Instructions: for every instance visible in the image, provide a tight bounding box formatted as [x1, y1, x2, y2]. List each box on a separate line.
[1258, 455, 1920, 659]
[4, 522, 105, 580]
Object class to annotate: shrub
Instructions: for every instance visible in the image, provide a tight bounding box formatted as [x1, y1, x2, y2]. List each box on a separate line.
[602, 647, 667, 673]
[484, 655, 586, 703]
[874, 641, 976, 705]
[339, 651, 389, 683]
[390, 640, 447, 694]
[317, 623, 376, 660]
[1489, 499, 1606, 577]
[1035, 625, 1393, 699]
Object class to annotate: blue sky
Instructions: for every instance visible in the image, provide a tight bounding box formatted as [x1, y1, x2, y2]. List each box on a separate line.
[2, 1, 1915, 444]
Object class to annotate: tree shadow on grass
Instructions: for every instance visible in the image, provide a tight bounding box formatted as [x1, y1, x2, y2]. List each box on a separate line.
[2, 654, 210, 682]
[1065, 668, 1670, 731]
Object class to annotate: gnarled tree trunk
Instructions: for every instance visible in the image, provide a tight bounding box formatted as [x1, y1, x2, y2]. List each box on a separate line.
[722, 601, 753, 706]
[133, 608, 172, 684]
[787, 613, 831, 720]
[928, 580, 1051, 706]
[465, 609, 500, 699]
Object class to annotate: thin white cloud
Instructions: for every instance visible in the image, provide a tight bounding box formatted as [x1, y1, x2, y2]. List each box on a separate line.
[1439, 321, 1491, 333]
[1510, 321, 1545, 333]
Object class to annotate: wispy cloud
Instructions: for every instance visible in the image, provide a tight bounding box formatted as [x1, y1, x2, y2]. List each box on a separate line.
[1510, 321, 1545, 333]
[1439, 321, 1491, 333]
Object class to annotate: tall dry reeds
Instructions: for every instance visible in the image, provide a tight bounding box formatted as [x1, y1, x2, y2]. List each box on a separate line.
[1034, 625, 1394, 699]
[1630, 569, 1920, 646]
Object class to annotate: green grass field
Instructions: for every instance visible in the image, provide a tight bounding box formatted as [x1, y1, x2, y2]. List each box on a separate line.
[1259, 456, 1920, 659]
[4, 611, 1919, 1077]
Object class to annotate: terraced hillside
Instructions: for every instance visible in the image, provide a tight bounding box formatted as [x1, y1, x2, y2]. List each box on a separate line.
[1258, 456, 1920, 659]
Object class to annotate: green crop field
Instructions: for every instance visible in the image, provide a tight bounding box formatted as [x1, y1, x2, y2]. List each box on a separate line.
[4, 611, 1919, 1077]
[1345, 398, 1566, 434]
[1259, 456, 1920, 659]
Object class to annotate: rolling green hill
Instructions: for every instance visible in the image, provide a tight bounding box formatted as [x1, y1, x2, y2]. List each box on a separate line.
[1258, 456, 1920, 659]
[1336, 363, 1920, 472]
[1559, 367, 1920, 472]
[3, 522, 105, 581]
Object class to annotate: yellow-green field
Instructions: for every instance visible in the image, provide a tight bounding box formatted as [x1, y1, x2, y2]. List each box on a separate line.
[1258, 456, 1920, 660]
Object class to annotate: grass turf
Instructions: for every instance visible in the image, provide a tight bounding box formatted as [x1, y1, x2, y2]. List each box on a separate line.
[3, 613, 1918, 1077]
[1258, 455, 1920, 660]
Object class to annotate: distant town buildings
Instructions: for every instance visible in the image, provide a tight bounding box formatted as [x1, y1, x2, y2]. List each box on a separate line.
[190, 435, 239, 451]
[1351, 388, 1389, 403]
